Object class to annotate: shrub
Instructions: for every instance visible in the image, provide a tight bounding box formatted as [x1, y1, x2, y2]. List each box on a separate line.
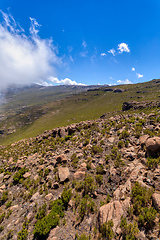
[83, 139, 89, 146]
[71, 153, 79, 168]
[91, 145, 103, 155]
[96, 165, 105, 174]
[100, 220, 114, 240]
[120, 216, 139, 240]
[131, 182, 153, 215]
[0, 212, 5, 224]
[78, 195, 96, 220]
[83, 174, 95, 195]
[138, 207, 157, 228]
[13, 167, 28, 184]
[33, 199, 64, 238]
[131, 182, 156, 229]
[105, 155, 110, 163]
[6, 200, 12, 208]
[73, 193, 81, 209]
[95, 174, 103, 185]
[17, 223, 28, 240]
[147, 157, 160, 169]
[61, 187, 72, 210]
[119, 130, 130, 139]
[35, 203, 47, 220]
[77, 233, 90, 240]
[0, 190, 8, 205]
[64, 135, 71, 141]
[118, 140, 124, 148]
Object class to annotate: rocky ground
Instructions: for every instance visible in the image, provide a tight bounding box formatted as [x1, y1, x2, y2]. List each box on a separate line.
[0, 108, 160, 239]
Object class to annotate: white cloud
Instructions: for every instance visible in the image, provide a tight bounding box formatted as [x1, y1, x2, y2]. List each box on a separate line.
[109, 77, 114, 80]
[0, 11, 61, 91]
[82, 40, 87, 48]
[101, 53, 106, 56]
[136, 73, 143, 78]
[108, 48, 116, 56]
[131, 67, 135, 71]
[118, 43, 130, 53]
[117, 79, 132, 84]
[48, 76, 85, 86]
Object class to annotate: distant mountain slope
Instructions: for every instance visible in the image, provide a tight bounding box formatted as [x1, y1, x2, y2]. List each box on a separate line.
[0, 79, 160, 145]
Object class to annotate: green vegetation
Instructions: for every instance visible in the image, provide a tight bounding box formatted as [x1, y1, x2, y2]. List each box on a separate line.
[147, 157, 160, 169]
[13, 167, 28, 184]
[100, 220, 114, 240]
[131, 182, 156, 228]
[120, 217, 139, 240]
[33, 199, 64, 238]
[78, 195, 96, 220]
[0, 190, 8, 206]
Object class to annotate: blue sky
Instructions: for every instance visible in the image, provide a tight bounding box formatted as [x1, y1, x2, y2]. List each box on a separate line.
[0, 0, 160, 87]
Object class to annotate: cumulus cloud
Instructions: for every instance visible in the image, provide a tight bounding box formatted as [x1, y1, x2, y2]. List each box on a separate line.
[131, 67, 135, 71]
[118, 43, 130, 53]
[117, 79, 132, 84]
[136, 73, 143, 78]
[0, 11, 61, 91]
[48, 76, 85, 86]
[101, 53, 107, 56]
[108, 48, 116, 56]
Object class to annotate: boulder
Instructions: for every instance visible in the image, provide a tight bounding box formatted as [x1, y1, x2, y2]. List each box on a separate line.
[53, 182, 59, 189]
[56, 154, 67, 164]
[23, 172, 31, 179]
[30, 192, 41, 202]
[58, 167, 70, 182]
[145, 137, 160, 157]
[139, 135, 149, 147]
[73, 170, 86, 179]
[47, 226, 59, 240]
[45, 193, 53, 201]
[98, 200, 129, 231]
[152, 193, 160, 211]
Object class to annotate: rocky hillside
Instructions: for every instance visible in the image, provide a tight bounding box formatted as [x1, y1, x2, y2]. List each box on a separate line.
[0, 108, 160, 239]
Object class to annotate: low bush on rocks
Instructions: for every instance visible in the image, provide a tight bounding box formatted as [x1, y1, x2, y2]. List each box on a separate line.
[99, 220, 114, 240]
[131, 182, 157, 229]
[147, 157, 160, 169]
[13, 167, 28, 184]
[0, 190, 8, 206]
[91, 145, 103, 155]
[78, 195, 96, 221]
[17, 220, 29, 240]
[33, 199, 65, 239]
[120, 216, 139, 240]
